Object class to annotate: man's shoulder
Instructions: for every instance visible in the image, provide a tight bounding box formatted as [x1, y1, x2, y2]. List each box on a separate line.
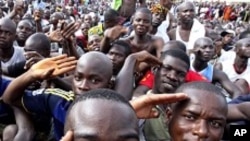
[30, 88, 74, 101]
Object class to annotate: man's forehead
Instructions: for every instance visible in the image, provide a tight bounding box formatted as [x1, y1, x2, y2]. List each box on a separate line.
[178, 2, 195, 11]
[162, 55, 189, 70]
[185, 89, 226, 110]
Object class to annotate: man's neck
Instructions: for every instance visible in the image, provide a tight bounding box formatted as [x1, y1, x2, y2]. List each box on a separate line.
[0, 46, 15, 62]
[234, 55, 248, 72]
[180, 21, 193, 30]
[16, 40, 25, 47]
[149, 26, 158, 35]
[193, 58, 208, 72]
[134, 34, 148, 43]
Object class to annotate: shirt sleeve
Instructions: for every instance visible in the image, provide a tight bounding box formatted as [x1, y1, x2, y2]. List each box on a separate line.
[22, 88, 74, 117]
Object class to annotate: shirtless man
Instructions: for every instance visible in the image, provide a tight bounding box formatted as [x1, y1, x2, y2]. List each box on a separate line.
[101, 8, 164, 58]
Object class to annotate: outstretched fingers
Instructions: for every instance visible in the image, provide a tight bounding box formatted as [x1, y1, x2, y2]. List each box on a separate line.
[144, 93, 189, 105]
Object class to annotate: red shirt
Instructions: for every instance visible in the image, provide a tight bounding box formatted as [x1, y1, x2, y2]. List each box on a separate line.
[139, 70, 208, 89]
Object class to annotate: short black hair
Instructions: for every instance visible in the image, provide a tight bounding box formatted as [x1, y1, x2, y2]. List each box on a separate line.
[136, 7, 152, 15]
[175, 81, 225, 98]
[160, 49, 190, 69]
[172, 82, 228, 115]
[164, 41, 187, 52]
[111, 40, 132, 56]
[239, 30, 250, 39]
[68, 89, 133, 114]
[104, 8, 119, 21]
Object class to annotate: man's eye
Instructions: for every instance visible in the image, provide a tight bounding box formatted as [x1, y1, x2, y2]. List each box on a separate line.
[184, 114, 195, 121]
[210, 121, 222, 128]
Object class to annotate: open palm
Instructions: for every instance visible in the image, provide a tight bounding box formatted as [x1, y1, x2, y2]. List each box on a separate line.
[30, 55, 77, 80]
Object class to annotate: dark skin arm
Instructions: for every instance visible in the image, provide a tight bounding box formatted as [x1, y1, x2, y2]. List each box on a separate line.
[227, 102, 250, 121]
[166, 13, 175, 32]
[100, 25, 128, 53]
[167, 29, 176, 40]
[2, 55, 77, 107]
[133, 85, 150, 97]
[7, 2, 24, 19]
[213, 69, 242, 98]
[35, 20, 43, 32]
[115, 51, 162, 100]
[61, 22, 81, 59]
[12, 107, 35, 141]
[154, 37, 164, 58]
[49, 77, 72, 91]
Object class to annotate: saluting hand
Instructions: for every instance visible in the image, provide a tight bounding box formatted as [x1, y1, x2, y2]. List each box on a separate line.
[29, 55, 77, 80]
[130, 93, 188, 119]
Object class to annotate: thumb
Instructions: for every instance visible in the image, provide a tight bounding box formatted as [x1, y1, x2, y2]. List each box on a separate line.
[61, 130, 74, 141]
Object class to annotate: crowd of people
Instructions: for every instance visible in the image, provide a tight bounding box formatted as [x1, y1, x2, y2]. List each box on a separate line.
[0, 0, 249, 141]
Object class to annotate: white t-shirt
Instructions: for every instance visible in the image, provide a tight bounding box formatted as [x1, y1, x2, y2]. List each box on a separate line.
[1, 46, 25, 75]
[222, 60, 250, 84]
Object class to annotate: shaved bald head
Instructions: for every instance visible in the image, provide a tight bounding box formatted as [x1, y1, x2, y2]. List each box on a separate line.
[0, 17, 16, 33]
[24, 33, 51, 57]
[177, 1, 195, 13]
[78, 51, 113, 77]
[194, 37, 213, 48]
[72, 51, 113, 95]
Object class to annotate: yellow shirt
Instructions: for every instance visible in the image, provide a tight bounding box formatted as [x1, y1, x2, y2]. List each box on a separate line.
[88, 24, 104, 38]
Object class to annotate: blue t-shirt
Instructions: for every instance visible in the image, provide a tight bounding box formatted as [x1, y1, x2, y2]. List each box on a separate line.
[22, 88, 74, 141]
[229, 95, 250, 104]
[228, 95, 250, 125]
[0, 78, 12, 119]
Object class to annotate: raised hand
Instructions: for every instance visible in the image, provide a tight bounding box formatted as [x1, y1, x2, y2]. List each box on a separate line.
[104, 25, 128, 41]
[130, 93, 188, 119]
[132, 50, 162, 68]
[13, 0, 24, 14]
[48, 30, 64, 42]
[29, 55, 77, 80]
[60, 130, 74, 141]
[60, 21, 81, 40]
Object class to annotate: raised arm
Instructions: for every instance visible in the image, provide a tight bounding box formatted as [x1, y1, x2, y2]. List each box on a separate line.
[100, 25, 128, 53]
[12, 107, 35, 141]
[213, 69, 242, 98]
[3, 55, 77, 107]
[115, 51, 162, 100]
[228, 102, 250, 121]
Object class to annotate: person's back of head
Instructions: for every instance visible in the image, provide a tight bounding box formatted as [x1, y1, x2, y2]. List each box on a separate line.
[162, 40, 187, 53]
[104, 8, 119, 22]
[24, 33, 51, 57]
[239, 30, 250, 39]
[111, 40, 132, 57]
[64, 89, 138, 140]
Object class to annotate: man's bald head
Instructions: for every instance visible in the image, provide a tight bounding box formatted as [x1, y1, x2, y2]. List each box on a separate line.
[194, 37, 214, 48]
[24, 33, 51, 57]
[176, 1, 195, 13]
[0, 17, 16, 34]
[78, 51, 113, 78]
[72, 52, 113, 96]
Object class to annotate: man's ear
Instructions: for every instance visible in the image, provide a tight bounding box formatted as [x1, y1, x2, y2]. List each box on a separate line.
[108, 77, 115, 89]
[151, 66, 159, 75]
[165, 106, 173, 124]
